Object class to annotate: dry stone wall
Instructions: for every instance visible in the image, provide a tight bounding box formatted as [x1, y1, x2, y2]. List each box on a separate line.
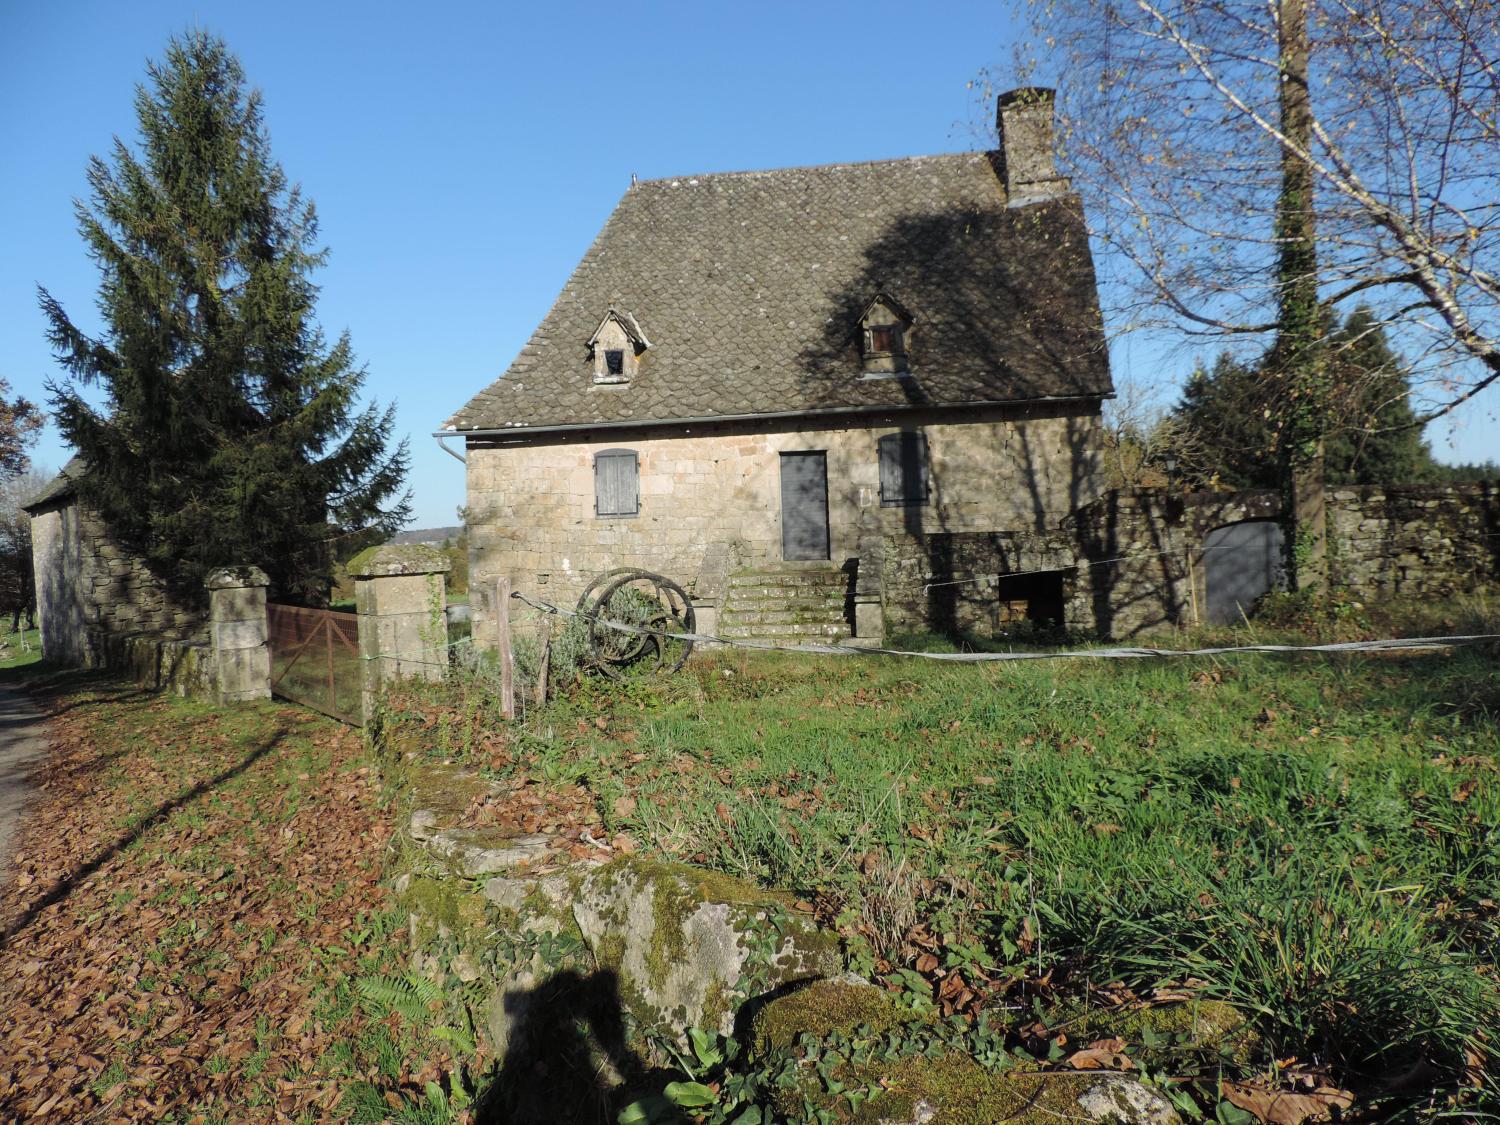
[30, 495, 205, 669]
[1327, 484, 1500, 597]
[881, 484, 1500, 641]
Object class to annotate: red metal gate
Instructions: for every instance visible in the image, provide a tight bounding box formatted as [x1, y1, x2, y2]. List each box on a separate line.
[267, 603, 363, 725]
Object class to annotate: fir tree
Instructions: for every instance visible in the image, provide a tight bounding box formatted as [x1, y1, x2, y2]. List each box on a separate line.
[1171, 309, 1436, 489]
[41, 32, 410, 604]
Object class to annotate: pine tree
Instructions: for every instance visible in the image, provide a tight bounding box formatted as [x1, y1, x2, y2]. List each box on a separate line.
[1171, 309, 1437, 489]
[42, 32, 410, 604]
[1321, 309, 1433, 485]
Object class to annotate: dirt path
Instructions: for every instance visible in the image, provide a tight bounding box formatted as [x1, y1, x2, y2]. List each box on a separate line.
[0, 686, 47, 896]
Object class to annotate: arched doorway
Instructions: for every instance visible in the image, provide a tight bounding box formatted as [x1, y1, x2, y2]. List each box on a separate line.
[1203, 520, 1285, 624]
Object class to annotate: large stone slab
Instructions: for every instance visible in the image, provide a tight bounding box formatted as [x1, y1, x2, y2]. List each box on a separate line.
[571, 858, 841, 1040]
[752, 977, 1183, 1125]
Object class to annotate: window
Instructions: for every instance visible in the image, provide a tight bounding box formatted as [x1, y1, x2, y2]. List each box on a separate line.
[877, 432, 929, 506]
[594, 449, 639, 517]
[859, 294, 913, 375]
[589, 310, 649, 384]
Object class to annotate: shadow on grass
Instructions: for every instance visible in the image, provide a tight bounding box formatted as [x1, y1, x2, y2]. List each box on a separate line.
[0, 726, 290, 950]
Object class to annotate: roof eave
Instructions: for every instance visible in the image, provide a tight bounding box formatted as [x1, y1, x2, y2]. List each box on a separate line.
[439, 392, 1112, 442]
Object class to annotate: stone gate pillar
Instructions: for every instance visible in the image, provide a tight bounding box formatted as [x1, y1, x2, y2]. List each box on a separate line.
[348, 545, 451, 713]
[206, 566, 271, 705]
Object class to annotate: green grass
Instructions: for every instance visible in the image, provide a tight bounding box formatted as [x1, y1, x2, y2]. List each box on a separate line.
[392, 613, 1500, 1112]
[0, 627, 41, 670]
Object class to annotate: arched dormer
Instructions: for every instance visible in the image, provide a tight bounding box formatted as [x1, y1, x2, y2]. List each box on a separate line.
[859, 293, 914, 376]
[588, 309, 650, 385]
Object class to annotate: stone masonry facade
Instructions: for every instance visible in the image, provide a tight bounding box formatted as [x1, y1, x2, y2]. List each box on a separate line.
[29, 494, 205, 669]
[465, 406, 1105, 643]
[881, 483, 1500, 640]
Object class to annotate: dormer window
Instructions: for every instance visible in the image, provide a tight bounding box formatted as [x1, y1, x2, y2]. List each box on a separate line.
[859, 294, 913, 376]
[589, 309, 649, 385]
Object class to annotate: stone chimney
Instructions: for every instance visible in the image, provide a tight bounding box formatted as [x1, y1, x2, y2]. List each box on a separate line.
[996, 87, 1068, 204]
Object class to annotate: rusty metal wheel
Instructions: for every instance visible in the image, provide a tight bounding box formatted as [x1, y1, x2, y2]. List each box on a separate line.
[578, 569, 696, 677]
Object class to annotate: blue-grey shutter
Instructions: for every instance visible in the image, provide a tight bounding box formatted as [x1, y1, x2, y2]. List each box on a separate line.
[878, 433, 928, 505]
[594, 450, 639, 517]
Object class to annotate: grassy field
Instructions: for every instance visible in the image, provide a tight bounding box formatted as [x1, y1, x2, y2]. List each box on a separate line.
[0, 627, 41, 670]
[398, 612, 1500, 1118]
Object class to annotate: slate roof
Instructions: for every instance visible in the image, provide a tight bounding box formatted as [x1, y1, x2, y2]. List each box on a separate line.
[21, 456, 82, 513]
[448, 151, 1112, 434]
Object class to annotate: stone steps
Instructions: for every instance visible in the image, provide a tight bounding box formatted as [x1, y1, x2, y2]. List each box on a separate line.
[718, 622, 851, 639]
[721, 592, 846, 609]
[719, 565, 852, 646]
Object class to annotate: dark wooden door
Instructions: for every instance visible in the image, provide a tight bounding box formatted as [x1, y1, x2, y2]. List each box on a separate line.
[779, 452, 830, 561]
[1203, 519, 1285, 624]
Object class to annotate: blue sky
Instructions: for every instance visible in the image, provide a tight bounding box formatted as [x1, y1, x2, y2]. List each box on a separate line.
[2, 0, 1494, 528]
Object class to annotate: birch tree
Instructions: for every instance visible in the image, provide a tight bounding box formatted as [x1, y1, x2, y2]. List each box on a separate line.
[995, 0, 1500, 575]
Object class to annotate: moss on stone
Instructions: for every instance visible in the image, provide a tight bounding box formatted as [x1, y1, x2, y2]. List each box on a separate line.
[1058, 1000, 1258, 1066]
[402, 760, 493, 821]
[773, 1052, 1171, 1125]
[399, 874, 488, 946]
[751, 979, 909, 1059]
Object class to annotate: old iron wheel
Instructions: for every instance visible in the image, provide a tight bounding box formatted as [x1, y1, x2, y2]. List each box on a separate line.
[585, 570, 696, 677]
[576, 567, 653, 616]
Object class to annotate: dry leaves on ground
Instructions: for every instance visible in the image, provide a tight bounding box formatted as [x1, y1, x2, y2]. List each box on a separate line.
[0, 682, 406, 1122]
[1221, 1077, 1355, 1124]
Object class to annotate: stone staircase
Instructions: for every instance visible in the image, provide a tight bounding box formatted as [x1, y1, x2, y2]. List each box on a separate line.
[718, 564, 852, 645]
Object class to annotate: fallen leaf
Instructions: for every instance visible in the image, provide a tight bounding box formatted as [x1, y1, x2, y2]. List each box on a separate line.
[1221, 1080, 1353, 1124]
[1066, 1037, 1133, 1071]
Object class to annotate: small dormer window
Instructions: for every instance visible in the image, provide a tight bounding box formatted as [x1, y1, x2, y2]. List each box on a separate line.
[869, 326, 900, 355]
[589, 309, 649, 385]
[859, 294, 913, 376]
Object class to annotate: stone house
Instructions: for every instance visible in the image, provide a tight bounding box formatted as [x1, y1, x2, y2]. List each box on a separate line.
[23, 457, 206, 674]
[447, 89, 1116, 644]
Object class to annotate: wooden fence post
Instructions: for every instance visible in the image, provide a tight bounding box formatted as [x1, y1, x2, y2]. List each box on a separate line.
[496, 576, 515, 719]
[534, 615, 551, 709]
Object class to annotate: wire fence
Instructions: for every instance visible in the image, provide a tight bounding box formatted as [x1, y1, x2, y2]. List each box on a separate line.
[508, 589, 1500, 666]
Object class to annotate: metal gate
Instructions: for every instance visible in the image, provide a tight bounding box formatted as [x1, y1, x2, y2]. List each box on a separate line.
[267, 603, 363, 725]
[1203, 520, 1285, 624]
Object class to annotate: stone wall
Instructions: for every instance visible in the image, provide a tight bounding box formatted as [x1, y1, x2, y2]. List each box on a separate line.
[466, 404, 1104, 646]
[881, 484, 1500, 641]
[29, 494, 205, 668]
[1327, 484, 1500, 597]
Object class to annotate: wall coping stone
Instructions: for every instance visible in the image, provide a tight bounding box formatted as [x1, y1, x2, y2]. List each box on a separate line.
[347, 544, 452, 578]
[205, 565, 271, 590]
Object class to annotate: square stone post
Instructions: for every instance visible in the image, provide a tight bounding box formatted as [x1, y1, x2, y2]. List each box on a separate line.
[348, 545, 451, 716]
[206, 566, 271, 704]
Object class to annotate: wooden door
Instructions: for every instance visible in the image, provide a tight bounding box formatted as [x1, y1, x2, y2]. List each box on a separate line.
[779, 452, 830, 561]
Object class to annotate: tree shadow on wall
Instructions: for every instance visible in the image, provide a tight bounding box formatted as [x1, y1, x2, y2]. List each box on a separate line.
[474, 968, 676, 1125]
[794, 200, 1112, 642]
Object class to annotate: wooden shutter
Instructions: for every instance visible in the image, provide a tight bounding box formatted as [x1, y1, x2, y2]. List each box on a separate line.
[878, 432, 929, 506]
[594, 449, 639, 517]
